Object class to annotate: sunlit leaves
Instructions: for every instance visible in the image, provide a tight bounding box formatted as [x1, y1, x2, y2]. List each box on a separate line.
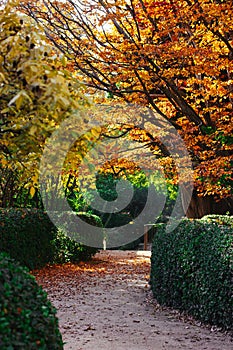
[18, 0, 233, 198]
[0, 1, 89, 203]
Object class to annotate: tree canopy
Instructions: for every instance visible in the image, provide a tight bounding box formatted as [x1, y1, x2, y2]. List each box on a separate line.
[0, 0, 89, 205]
[21, 0, 233, 201]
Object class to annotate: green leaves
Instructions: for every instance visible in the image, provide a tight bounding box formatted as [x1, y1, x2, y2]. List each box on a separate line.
[215, 131, 233, 146]
[150, 216, 233, 331]
[0, 208, 57, 269]
[0, 253, 63, 349]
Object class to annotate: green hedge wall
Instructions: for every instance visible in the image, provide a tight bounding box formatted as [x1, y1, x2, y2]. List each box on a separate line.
[150, 216, 233, 331]
[52, 211, 101, 263]
[0, 209, 100, 269]
[0, 208, 56, 270]
[0, 253, 63, 349]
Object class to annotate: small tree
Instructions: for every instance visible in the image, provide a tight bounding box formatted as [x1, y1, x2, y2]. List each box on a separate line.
[0, 1, 88, 206]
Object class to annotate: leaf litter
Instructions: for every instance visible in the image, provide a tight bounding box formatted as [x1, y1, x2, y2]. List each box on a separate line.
[32, 250, 232, 350]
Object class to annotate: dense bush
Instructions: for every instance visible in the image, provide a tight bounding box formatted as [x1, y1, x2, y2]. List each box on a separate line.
[0, 209, 100, 268]
[200, 214, 233, 226]
[92, 172, 149, 228]
[150, 217, 233, 331]
[52, 229, 98, 263]
[0, 208, 56, 269]
[52, 210, 102, 254]
[0, 253, 63, 349]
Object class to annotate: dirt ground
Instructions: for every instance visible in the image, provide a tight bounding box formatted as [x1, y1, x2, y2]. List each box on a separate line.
[34, 250, 232, 350]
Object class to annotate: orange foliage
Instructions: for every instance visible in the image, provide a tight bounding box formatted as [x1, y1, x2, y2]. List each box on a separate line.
[21, 0, 233, 198]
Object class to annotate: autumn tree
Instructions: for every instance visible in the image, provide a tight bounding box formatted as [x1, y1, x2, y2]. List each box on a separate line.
[20, 0, 233, 217]
[0, 0, 89, 206]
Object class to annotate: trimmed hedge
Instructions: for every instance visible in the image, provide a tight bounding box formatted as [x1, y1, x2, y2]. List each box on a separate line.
[150, 217, 233, 331]
[52, 229, 98, 263]
[52, 211, 101, 263]
[200, 214, 233, 227]
[0, 209, 100, 269]
[0, 253, 63, 349]
[0, 208, 56, 270]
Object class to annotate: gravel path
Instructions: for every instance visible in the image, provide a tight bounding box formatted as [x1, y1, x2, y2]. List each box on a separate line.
[34, 250, 232, 350]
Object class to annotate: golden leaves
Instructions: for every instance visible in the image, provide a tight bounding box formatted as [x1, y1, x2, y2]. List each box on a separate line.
[17, 0, 233, 198]
[0, 2, 89, 193]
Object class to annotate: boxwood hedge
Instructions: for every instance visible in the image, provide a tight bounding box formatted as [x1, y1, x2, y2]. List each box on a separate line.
[0, 208, 56, 270]
[0, 209, 100, 269]
[52, 211, 101, 263]
[150, 216, 233, 331]
[0, 253, 63, 349]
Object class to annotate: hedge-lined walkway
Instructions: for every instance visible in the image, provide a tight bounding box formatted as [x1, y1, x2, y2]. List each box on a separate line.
[33, 251, 232, 350]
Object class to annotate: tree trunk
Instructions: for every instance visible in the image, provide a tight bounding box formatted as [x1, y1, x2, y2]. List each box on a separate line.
[185, 190, 233, 218]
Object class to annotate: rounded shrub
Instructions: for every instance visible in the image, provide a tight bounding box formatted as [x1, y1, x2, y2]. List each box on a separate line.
[0, 208, 57, 269]
[0, 253, 63, 349]
[52, 228, 99, 263]
[52, 210, 102, 252]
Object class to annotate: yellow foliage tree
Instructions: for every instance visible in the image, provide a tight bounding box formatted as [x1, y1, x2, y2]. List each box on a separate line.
[20, 0, 233, 215]
[0, 1, 89, 206]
